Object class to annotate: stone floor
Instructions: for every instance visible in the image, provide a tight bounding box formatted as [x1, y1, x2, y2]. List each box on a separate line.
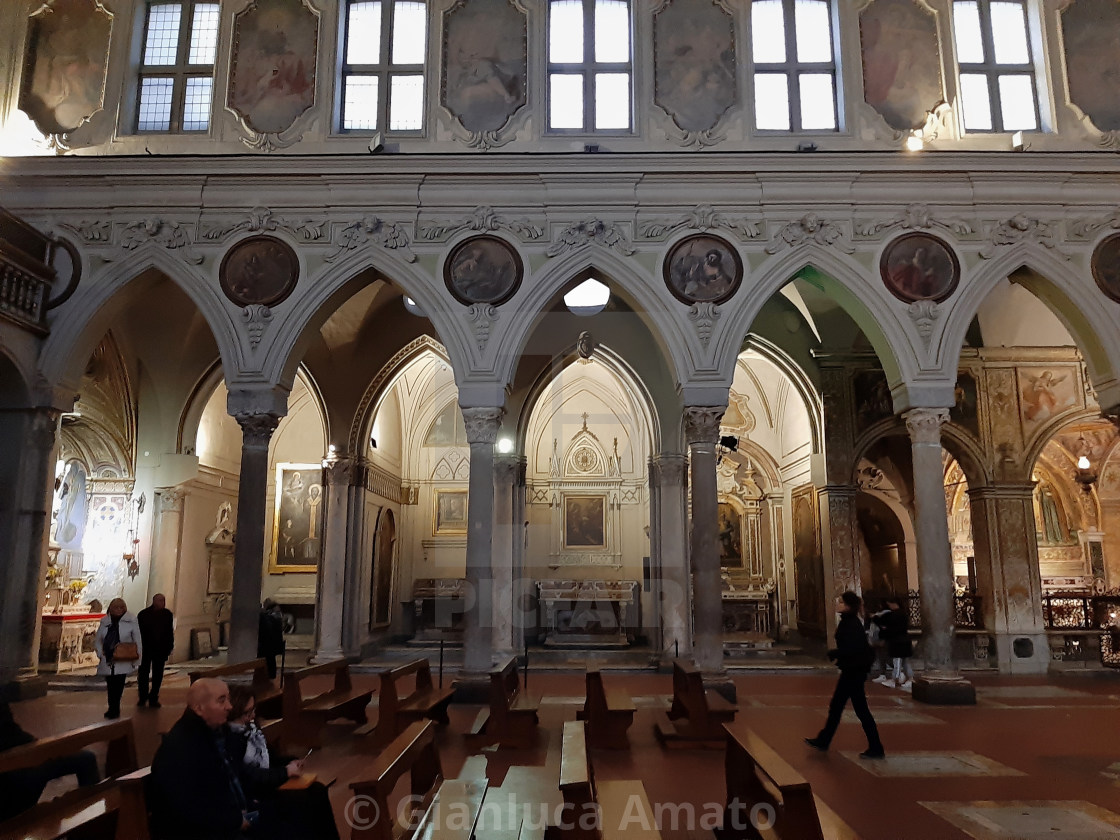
[9, 668, 1120, 840]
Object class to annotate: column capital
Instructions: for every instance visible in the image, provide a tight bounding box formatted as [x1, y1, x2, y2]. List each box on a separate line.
[28, 408, 61, 452]
[325, 457, 359, 487]
[494, 454, 524, 485]
[904, 407, 949, 444]
[652, 453, 688, 486]
[967, 482, 1036, 501]
[234, 411, 281, 449]
[462, 406, 504, 445]
[158, 487, 188, 512]
[684, 406, 725, 446]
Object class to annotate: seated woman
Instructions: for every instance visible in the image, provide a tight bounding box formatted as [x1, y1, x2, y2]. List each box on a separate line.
[226, 685, 340, 840]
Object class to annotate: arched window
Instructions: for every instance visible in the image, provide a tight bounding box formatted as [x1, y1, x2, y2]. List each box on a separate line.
[952, 0, 1040, 132]
[750, 0, 838, 132]
[340, 0, 428, 132]
[135, 2, 220, 132]
[547, 0, 633, 132]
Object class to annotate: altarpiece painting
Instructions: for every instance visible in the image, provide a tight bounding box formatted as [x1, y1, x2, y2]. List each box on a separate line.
[270, 463, 323, 573]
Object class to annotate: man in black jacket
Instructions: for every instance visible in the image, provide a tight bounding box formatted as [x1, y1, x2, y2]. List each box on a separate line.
[137, 593, 174, 708]
[150, 678, 251, 840]
[805, 591, 886, 759]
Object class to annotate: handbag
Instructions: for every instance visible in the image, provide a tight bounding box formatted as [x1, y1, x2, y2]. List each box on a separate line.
[113, 641, 140, 662]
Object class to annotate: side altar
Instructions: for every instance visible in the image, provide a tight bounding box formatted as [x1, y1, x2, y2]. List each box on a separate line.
[39, 612, 104, 673]
[536, 579, 639, 647]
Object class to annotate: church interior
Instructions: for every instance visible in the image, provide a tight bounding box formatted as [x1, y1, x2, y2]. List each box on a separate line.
[2, 0, 1120, 836]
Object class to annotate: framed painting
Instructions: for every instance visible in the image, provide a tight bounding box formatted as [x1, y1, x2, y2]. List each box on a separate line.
[1062, 0, 1120, 132]
[718, 500, 744, 569]
[880, 232, 960, 303]
[1091, 233, 1120, 303]
[653, 0, 737, 134]
[950, 371, 980, 438]
[207, 548, 234, 595]
[791, 483, 825, 637]
[1018, 367, 1079, 437]
[664, 233, 743, 305]
[441, 0, 527, 134]
[444, 235, 523, 306]
[269, 463, 324, 573]
[228, 0, 319, 136]
[859, 0, 943, 132]
[220, 235, 300, 307]
[19, 0, 112, 136]
[434, 490, 469, 535]
[563, 495, 606, 550]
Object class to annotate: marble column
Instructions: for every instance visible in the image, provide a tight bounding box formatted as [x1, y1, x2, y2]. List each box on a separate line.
[149, 488, 186, 609]
[686, 407, 725, 674]
[905, 408, 975, 703]
[228, 411, 281, 663]
[652, 454, 691, 660]
[1, 407, 61, 689]
[461, 407, 503, 675]
[492, 455, 522, 659]
[969, 483, 1050, 673]
[313, 457, 357, 662]
[341, 460, 370, 658]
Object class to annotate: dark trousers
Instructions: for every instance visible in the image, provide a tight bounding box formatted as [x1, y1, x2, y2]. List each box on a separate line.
[138, 655, 167, 702]
[106, 674, 127, 715]
[0, 749, 101, 821]
[256, 780, 340, 840]
[263, 654, 278, 680]
[815, 670, 883, 752]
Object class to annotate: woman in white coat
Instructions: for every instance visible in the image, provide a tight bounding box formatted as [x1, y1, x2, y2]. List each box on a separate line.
[95, 598, 142, 719]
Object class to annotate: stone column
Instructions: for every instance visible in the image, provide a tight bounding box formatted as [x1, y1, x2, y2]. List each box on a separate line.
[341, 459, 370, 658]
[1, 407, 61, 692]
[313, 457, 357, 662]
[461, 407, 503, 676]
[905, 408, 975, 703]
[228, 410, 282, 663]
[149, 488, 186, 607]
[492, 455, 521, 659]
[969, 483, 1050, 673]
[685, 407, 725, 674]
[652, 454, 691, 660]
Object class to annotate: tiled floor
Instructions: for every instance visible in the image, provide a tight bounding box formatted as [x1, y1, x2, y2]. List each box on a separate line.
[10, 669, 1120, 840]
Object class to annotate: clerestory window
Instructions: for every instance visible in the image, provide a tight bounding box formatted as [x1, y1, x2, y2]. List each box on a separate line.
[547, 0, 633, 132]
[135, 1, 220, 132]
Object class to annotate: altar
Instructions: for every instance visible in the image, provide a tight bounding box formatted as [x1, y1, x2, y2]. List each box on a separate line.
[536, 579, 639, 647]
[721, 586, 775, 637]
[39, 612, 104, 672]
[405, 578, 467, 643]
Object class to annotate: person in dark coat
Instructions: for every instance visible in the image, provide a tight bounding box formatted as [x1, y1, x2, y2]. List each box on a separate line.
[149, 678, 250, 840]
[257, 600, 285, 680]
[137, 593, 174, 708]
[873, 595, 914, 690]
[225, 686, 340, 840]
[805, 591, 885, 759]
[0, 700, 100, 821]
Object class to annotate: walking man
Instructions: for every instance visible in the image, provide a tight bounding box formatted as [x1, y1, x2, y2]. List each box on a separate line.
[805, 591, 885, 759]
[137, 593, 174, 708]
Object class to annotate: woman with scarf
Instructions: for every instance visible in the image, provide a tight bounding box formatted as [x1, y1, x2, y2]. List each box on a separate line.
[94, 598, 142, 719]
[225, 685, 340, 840]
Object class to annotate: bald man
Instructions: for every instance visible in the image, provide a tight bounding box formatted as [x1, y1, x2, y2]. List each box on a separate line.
[137, 593, 174, 707]
[150, 678, 252, 839]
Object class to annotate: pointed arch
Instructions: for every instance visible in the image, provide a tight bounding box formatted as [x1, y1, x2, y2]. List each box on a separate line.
[716, 245, 921, 407]
[940, 246, 1120, 410]
[38, 245, 238, 389]
[742, 333, 825, 454]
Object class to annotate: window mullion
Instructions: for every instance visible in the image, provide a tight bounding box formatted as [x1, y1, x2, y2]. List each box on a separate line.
[382, 1, 394, 129]
[786, 0, 799, 130]
[584, 0, 595, 130]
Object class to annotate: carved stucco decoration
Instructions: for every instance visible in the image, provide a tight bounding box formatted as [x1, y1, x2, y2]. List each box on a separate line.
[119, 218, 203, 264]
[462, 406, 504, 444]
[325, 216, 416, 263]
[420, 205, 543, 242]
[546, 219, 636, 257]
[467, 303, 498, 350]
[907, 299, 940, 350]
[638, 204, 760, 240]
[201, 206, 326, 242]
[984, 367, 1023, 478]
[858, 203, 973, 238]
[979, 214, 1070, 260]
[441, 0, 528, 151]
[765, 213, 855, 254]
[240, 304, 273, 348]
[857, 100, 955, 145]
[687, 302, 720, 348]
[60, 220, 111, 243]
[227, 0, 320, 153]
[1070, 208, 1120, 240]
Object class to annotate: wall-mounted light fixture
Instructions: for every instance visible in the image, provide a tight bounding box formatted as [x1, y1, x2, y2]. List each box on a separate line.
[1075, 434, 1097, 493]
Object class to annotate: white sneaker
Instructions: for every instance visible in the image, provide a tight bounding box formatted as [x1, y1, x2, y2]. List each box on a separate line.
[873, 675, 890, 684]
[899, 681, 913, 692]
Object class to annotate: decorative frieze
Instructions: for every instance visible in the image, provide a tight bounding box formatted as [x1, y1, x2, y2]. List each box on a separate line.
[201, 207, 326, 242]
[638, 204, 760, 240]
[857, 203, 973, 238]
[325, 216, 416, 263]
[419, 205, 544, 241]
[980, 215, 1069, 260]
[546, 219, 636, 256]
[1070, 207, 1120, 239]
[765, 213, 854, 254]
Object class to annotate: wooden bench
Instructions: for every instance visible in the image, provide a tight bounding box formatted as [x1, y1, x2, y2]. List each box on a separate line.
[719, 721, 824, 840]
[468, 656, 541, 748]
[576, 664, 636, 749]
[188, 657, 282, 719]
[282, 659, 375, 747]
[547, 720, 661, 840]
[373, 659, 455, 744]
[0, 719, 145, 840]
[654, 659, 738, 748]
[349, 720, 445, 840]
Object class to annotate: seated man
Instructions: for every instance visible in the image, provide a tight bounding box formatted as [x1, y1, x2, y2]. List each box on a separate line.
[150, 678, 251, 840]
[0, 700, 101, 822]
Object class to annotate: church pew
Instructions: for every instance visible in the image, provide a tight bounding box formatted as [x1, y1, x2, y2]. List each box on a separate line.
[189, 657, 282, 719]
[654, 659, 738, 748]
[282, 659, 374, 747]
[576, 664, 636, 749]
[349, 720, 444, 840]
[373, 658, 455, 744]
[468, 656, 540, 748]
